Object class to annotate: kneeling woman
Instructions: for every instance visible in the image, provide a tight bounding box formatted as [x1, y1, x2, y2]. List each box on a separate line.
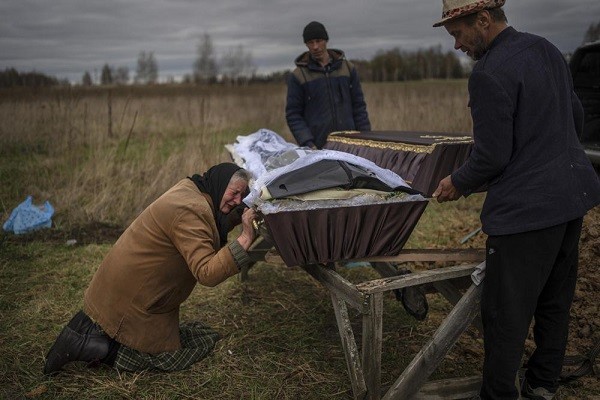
[44, 163, 256, 374]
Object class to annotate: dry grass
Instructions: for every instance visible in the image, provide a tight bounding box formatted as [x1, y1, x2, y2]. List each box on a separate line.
[0, 81, 470, 227]
[0, 84, 290, 226]
[367, 80, 472, 133]
[1, 220, 489, 400]
[1, 81, 597, 399]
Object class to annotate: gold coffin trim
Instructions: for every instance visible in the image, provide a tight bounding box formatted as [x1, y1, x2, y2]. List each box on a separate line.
[328, 131, 473, 154]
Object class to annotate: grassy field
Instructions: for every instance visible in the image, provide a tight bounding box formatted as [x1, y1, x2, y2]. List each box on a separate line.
[0, 81, 471, 227]
[0, 81, 597, 399]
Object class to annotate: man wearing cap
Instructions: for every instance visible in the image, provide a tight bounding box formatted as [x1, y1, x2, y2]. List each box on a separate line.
[432, 1, 600, 399]
[285, 21, 371, 149]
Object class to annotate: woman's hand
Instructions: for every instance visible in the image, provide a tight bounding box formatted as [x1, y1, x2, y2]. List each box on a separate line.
[236, 207, 257, 250]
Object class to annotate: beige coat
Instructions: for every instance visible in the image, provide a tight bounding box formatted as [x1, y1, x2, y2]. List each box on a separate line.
[84, 179, 239, 354]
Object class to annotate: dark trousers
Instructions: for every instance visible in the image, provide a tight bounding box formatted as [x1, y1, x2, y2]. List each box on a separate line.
[479, 217, 582, 400]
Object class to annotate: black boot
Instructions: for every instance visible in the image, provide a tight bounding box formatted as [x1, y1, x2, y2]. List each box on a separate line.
[521, 377, 556, 400]
[397, 285, 429, 321]
[43, 311, 110, 375]
[66, 310, 103, 334]
[393, 267, 429, 321]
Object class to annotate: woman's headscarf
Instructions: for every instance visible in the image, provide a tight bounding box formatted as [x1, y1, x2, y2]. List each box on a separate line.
[188, 162, 243, 247]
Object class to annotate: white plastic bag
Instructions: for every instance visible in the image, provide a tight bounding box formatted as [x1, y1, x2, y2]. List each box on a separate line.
[3, 196, 54, 234]
[471, 261, 486, 286]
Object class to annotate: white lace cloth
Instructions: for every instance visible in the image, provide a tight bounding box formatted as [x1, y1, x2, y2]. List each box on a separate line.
[231, 128, 298, 179]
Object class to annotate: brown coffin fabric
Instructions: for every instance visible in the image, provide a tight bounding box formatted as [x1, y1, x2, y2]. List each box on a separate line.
[324, 131, 474, 197]
[262, 200, 428, 267]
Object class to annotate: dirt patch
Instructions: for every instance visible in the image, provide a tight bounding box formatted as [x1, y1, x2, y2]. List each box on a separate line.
[522, 206, 600, 394]
[563, 205, 600, 373]
[1, 221, 123, 246]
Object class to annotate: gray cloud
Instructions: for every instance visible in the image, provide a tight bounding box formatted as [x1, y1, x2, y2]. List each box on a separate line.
[1, 0, 598, 82]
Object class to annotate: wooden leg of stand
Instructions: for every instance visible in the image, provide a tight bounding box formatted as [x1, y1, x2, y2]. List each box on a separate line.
[382, 284, 482, 400]
[330, 291, 367, 400]
[363, 292, 384, 400]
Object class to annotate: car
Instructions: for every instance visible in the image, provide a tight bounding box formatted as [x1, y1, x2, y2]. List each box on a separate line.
[570, 40, 600, 171]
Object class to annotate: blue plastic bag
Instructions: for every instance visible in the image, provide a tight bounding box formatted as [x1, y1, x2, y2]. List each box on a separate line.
[3, 196, 55, 234]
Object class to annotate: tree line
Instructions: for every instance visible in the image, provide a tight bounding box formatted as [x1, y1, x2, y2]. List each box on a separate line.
[0, 68, 68, 88]
[3, 22, 598, 89]
[0, 44, 465, 89]
[358, 45, 466, 82]
[186, 34, 466, 84]
[82, 51, 158, 86]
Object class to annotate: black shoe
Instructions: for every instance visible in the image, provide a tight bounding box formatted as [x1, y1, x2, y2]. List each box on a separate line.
[393, 268, 429, 321]
[43, 312, 110, 375]
[521, 378, 556, 400]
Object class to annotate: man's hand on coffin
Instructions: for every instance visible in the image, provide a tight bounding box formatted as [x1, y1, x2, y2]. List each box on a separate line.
[432, 175, 462, 202]
[236, 207, 257, 250]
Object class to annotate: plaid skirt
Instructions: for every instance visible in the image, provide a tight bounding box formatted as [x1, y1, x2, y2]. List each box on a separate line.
[114, 322, 221, 372]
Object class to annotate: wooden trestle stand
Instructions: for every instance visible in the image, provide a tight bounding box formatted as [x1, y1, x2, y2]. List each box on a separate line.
[234, 130, 486, 398]
[247, 240, 486, 400]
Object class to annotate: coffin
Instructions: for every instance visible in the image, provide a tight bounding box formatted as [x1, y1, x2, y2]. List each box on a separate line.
[261, 197, 428, 267]
[229, 129, 474, 267]
[323, 131, 474, 197]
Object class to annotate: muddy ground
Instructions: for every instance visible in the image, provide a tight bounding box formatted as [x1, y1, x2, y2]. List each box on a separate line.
[560, 206, 599, 387]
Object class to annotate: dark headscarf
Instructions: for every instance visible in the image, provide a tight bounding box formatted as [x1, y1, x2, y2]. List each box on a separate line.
[188, 162, 243, 247]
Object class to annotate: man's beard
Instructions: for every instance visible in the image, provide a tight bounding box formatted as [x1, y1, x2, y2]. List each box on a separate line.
[471, 32, 489, 60]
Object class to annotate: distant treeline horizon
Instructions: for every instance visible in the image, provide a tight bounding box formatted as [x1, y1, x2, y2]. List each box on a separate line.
[2, 21, 598, 89]
[1, 44, 472, 89]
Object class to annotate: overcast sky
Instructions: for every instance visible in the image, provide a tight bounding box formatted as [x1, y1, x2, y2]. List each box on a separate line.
[1, 0, 598, 83]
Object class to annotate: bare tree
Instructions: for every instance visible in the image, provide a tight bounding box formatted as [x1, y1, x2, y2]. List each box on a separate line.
[583, 22, 600, 44]
[135, 52, 146, 84]
[220, 45, 256, 84]
[100, 63, 113, 85]
[113, 66, 130, 85]
[82, 71, 93, 86]
[135, 51, 159, 84]
[147, 53, 158, 84]
[193, 33, 218, 83]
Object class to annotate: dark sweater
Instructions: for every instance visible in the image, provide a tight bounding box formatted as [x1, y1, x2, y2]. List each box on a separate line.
[452, 27, 600, 235]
